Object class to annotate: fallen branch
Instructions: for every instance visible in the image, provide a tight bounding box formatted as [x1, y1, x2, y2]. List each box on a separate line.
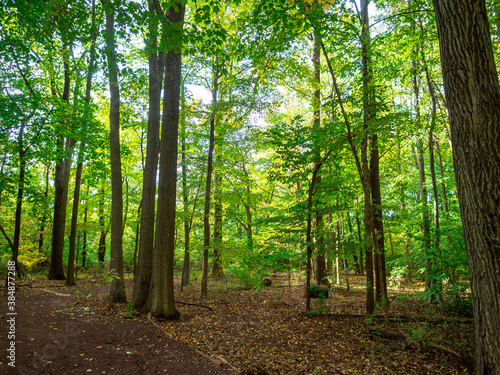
[176, 301, 213, 311]
[427, 342, 462, 358]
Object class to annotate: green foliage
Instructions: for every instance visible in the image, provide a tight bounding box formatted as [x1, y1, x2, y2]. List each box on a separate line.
[442, 283, 473, 317]
[228, 251, 268, 289]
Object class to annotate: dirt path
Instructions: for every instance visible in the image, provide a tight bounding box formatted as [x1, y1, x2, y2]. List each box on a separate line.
[0, 283, 234, 375]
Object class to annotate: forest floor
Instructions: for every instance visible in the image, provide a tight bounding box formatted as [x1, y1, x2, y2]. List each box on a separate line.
[1, 272, 474, 375]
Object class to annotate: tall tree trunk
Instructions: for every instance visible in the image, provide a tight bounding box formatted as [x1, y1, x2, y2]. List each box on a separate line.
[306, 163, 323, 312]
[212, 150, 223, 278]
[132, 1, 163, 310]
[435, 138, 454, 283]
[346, 213, 360, 273]
[411, 48, 432, 292]
[180, 90, 191, 289]
[355, 207, 364, 275]
[242, 163, 253, 251]
[311, 34, 327, 287]
[370, 132, 387, 303]
[66, 145, 84, 287]
[212, 192, 223, 278]
[146, 1, 184, 320]
[432, 1, 500, 372]
[12, 124, 26, 275]
[38, 164, 50, 253]
[98, 188, 107, 264]
[421, 45, 441, 303]
[133, 201, 141, 275]
[82, 187, 88, 269]
[397, 128, 412, 283]
[49, 40, 75, 280]
[201, 64, 218, 299]
[67, 1, 97, 286]
[360, 0, 376, 315]
[416, 137, 432, 288]
[102, 0, 126, 303]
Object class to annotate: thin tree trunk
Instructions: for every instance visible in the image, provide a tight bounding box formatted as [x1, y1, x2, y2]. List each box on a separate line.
[38, 164, 50, 253]
[242, 163, 253, 251]
[397, 128, 412, 283]
[421, 44, 441, 303]
[82, 187, 88, 269]
[201, 64, 219, 299]
[355, 207, 364, 275]
[386, 222, 394, 262]
[212, 155, 223, 278]
[346, 213, 359, 274]
[180, 88, 191, 289]
[98, 188, 107, 264]
[411, 48, 432, 292]
[12, 123, 26, 276]
[306, 163, 324, 312]
[416, 138, 432, 288]
[322, 32, 374, 314]
[335, 219, 341, 285]
[435, 138, 454, 283]
[66, 144, 84, 287]
[133, 201, 141, 276]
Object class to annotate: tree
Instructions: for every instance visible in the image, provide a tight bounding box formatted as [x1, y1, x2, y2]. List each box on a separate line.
[67, 0, 98, 287]
[132, 0, 163, 311]
[48, 1, 79, 280]
[101, 0, 126, 303]
[145, 0, 184, 320]
[432, 0, 500, 373]
[201, 63, 218, 299]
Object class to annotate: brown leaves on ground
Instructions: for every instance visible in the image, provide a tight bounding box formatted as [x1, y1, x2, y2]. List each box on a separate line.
[155, 275, 473, 375]
[4, 275, 473, 375]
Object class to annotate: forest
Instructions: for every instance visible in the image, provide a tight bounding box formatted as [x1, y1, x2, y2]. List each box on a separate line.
[1, 0, 499, 374]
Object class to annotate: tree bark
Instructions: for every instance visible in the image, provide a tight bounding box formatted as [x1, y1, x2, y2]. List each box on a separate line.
[82, 187, 88, 269]
[66, 144, 84, 286]
[212, 152, 224, 278]
[360, 0, 376, 315]
[311, 34, 327, 287]
[49, 40, 75, 281]
[102, 0, 126, 303]
[38, 164, 50, 253]
[422, 44, 441, 303]
[67, 1, 97, 286]
[201, 64, 218, 299]
[12, 123, 26, 275]
[146, 1, 184, 320]
[432, 1, 500, 373]
[180, 88, 194, 290]
[98, 188, 107, 264]
[132, 0, 163, 311]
